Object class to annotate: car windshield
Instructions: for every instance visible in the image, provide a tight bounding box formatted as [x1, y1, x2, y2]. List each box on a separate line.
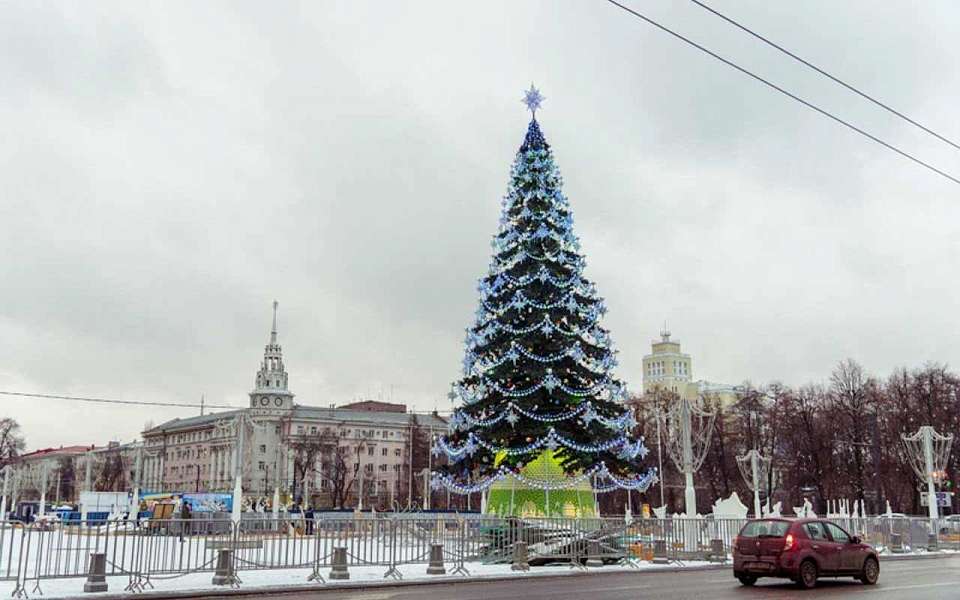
[740, 520, 790, 538]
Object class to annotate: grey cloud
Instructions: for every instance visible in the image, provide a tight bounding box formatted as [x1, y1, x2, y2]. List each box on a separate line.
[1, 0, 958, 450]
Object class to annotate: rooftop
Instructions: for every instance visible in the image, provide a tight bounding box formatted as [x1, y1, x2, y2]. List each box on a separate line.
[144, 404, 446, 435]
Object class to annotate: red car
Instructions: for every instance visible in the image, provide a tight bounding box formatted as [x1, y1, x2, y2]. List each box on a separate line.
[733, 518, 879, 589]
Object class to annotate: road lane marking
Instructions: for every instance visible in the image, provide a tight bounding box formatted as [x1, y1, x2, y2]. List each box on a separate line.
[858, 581, 960, 593]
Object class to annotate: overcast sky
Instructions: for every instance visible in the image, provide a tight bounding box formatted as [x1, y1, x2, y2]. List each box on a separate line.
[2, 1, 959, 451]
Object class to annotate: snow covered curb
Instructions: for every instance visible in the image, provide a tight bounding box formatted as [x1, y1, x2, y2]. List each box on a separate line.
[8, 561, 718, 599]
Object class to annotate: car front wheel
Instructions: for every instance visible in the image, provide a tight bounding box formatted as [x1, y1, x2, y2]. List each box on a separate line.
[737, 574, 757, 586]
[859, 557, 879, 585]
[797, 559, 818, 589]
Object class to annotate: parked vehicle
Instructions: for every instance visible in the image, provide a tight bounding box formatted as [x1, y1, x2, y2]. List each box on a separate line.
[733, 518, 879, 589]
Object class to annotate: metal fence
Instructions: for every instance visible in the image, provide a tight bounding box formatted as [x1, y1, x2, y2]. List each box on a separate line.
[0, 515, 957, 596]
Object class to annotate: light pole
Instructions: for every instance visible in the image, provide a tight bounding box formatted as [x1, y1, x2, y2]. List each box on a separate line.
[654, 405, 665, 510]
[737, 449, 772, 518]
[1, 466, 9, 522]
[902, 426, 954, 521]
[662, 395, 715, 516]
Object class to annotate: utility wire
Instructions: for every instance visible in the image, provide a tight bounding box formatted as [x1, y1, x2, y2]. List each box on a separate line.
[0, 390, 452, 416]
[602, 0, 960, 186]
[688, 0, 960, 152]
[0, 391, 240, 410]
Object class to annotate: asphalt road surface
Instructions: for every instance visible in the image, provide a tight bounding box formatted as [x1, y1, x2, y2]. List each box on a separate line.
[243, 557, 960, 600]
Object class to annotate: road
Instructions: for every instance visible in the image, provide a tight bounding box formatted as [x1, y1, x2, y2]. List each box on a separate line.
[244, 557, 960, 600]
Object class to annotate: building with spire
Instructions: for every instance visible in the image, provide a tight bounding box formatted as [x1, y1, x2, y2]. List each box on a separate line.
[641, 327, 740, 406]
[140, 302, 447, 508]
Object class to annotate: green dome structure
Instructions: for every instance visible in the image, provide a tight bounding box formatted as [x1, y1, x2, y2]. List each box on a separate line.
[486, 450, 597, 518]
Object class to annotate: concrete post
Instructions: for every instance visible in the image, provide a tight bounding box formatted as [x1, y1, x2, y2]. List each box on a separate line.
[511, 541, 530, 572]
[83, 553, 108, 593]
[211, 549, 235, 586]
[652, 539, 669, 564]
[585, 540, 603, 568]
[426, 544, 446, 575]
[329, 547, 349, 580]
[710, 538, 725, 562]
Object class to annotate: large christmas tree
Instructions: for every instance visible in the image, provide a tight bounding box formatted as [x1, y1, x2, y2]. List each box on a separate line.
[433, 86, 657, 515]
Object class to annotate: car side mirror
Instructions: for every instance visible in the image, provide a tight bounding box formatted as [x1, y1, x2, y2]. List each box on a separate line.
[850, 536, 861, 544]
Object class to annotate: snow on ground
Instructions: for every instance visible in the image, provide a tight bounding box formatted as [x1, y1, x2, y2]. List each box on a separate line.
[0, 561, 716, 598]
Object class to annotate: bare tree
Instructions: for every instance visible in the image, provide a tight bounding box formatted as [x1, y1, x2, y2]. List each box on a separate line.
[95, 449, 127, 492]
[0, 418, 26, 467]
[829, 359, 875, 503]
[56, 457, 77, 502]
[310, 430, 367, 509]
[289, 430, 328, 503]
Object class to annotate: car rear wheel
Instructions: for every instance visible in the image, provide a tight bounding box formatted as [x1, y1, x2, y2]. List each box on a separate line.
[859, 557, 879, 585]
[737, 574, 757, 586]
[797, 559, 818, 589]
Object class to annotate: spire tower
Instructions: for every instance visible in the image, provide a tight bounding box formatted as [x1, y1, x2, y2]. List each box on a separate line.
[250, 301, 294, 413]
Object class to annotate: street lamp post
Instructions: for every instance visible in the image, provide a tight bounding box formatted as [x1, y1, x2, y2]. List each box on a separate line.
[902, 426, 954, 521]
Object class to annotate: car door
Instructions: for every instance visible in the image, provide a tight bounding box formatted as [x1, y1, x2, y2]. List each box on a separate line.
[824, 522, 858, 573]
[803, 521, 839, 573]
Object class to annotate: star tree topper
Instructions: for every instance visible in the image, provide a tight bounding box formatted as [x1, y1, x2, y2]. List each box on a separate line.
[522, 83, 545, 117]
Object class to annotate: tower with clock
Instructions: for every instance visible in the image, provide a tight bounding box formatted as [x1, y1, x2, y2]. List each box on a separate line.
[249, 300, 294, 415]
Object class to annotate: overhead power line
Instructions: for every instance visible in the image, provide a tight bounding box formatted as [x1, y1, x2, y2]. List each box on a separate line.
[0, 391, 240, 410]
[602, 0, 960, 186]
[688, 0, 960, 152]
[0, 390, 453, 416]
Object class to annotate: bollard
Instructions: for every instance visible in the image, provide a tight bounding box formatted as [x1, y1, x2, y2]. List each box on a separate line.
[585, 540, 603, 568]
[83, 553, 108, 593]
[426, 544, 446, 575]
[928, 533, 939, 552]
[710, 539, 725, 562]
[211, 550, 235, 586]
[329, 547, 350, 580]
[511, 541, 530, 572]
[652, 539, 669, 564]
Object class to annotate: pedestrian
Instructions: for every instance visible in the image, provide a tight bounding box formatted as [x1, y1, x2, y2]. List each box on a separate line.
[179, 500, 192, 541]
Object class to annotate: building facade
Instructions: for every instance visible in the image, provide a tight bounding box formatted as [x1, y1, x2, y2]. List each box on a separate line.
[4, 441, 142, 505]
[641, 328, 739, 406]
[140, 302, 447, 508]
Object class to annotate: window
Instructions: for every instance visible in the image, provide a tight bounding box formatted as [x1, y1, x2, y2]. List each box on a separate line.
[804, 522, 827, 541]
[368, 447, 374, 456]
[259, 445, 267, 454]
[297, 426, 304, 435]
[381, 448, 388, 457]
[739, 520, 790, 538]
[310, 426, 317, 435]
[379, 464, 387, 472]
[394, 449, 401, 457]
[825, 523, 850, 544]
